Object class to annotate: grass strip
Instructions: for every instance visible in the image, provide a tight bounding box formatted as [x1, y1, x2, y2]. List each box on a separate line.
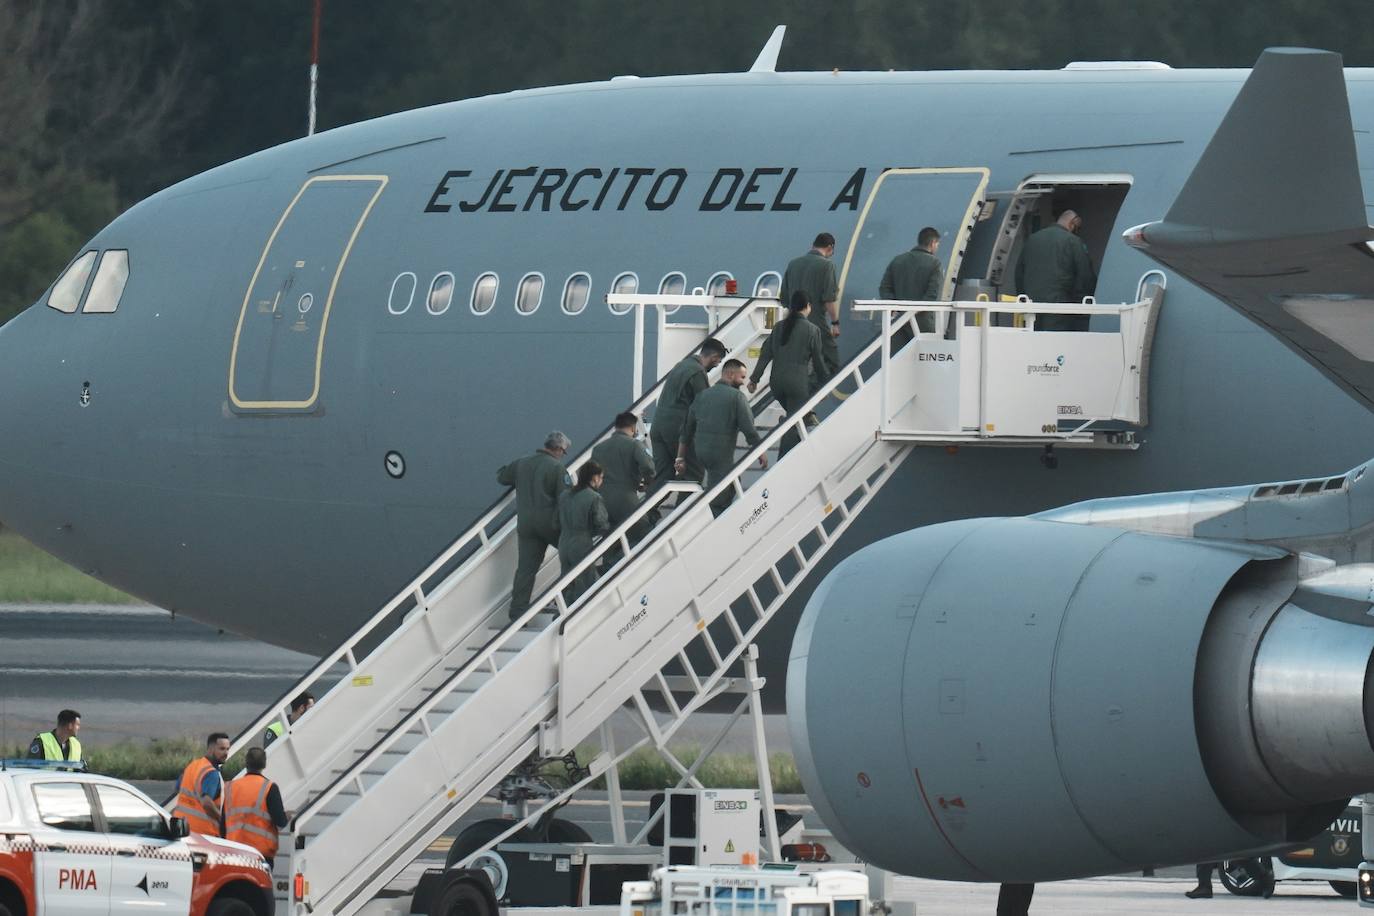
[0, 530, 137, 604]
[6, 737, 800, 792]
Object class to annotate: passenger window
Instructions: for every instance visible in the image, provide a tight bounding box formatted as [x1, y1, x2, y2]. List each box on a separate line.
[609, 272, 639, 314]
[471, 273, 499, 315]
[754, 271, 781, 298]
[95, 784, 166, 838]
[833, 901, 861, 916]
[516, 273, 544, 315]
[659, 271, 686, 315]
[33, 783, 96, 832]
[562, 273, 591, 315]
[427, 272, 455, 315]
[47, 251, 98, 314]
[707, 271, 735, 297]
[388, 272, 417, 315]
[83, 250, 130, 313]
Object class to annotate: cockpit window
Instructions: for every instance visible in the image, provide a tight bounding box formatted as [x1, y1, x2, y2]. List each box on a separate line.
[47, 250, 98, 313]
[83, 250, 130, 313]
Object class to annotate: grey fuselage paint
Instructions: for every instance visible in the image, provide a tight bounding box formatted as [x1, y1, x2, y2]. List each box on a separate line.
[0, 67, 1371, 711]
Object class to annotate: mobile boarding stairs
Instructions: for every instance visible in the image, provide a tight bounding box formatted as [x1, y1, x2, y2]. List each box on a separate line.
[219, 281, 1162, 915]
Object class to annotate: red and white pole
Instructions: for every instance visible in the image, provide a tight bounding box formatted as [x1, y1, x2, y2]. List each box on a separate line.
[307, 0, 322, 135]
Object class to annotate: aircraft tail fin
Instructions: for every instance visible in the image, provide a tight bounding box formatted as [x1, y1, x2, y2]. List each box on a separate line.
[1164, 47, 1365, 240]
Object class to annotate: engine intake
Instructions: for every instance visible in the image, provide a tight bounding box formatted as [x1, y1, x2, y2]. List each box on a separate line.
[787, 517, 1374, 883]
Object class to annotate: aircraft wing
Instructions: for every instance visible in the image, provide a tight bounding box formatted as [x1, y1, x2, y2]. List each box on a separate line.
[1125, 48, 1374, 409]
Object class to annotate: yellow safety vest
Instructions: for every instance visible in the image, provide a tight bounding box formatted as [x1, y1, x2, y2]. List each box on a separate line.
[37, 731, 81, 761]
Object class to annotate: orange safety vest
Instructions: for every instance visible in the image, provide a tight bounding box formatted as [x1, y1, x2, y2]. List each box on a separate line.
[225, 773, 279, 861]
[173, 757, 223, 837]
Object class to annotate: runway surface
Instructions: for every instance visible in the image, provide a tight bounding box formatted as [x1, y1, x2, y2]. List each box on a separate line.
[0, 603, 791, 750]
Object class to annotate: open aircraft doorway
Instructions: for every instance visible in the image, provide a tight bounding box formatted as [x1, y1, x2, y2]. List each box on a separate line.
[229, 174, 388, 412]
[967, 174, 1132, 312]
[837, 167, 990, 327]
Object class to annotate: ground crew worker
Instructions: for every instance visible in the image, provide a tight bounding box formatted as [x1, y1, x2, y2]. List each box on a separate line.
[678, 359, 767, 515]
[556, 461, 610, 605]
[226, 747, 288, 868]
[498, 431, 572, 621]
[748, 292, 829, 458]
[590, 412, 654, 541]
[28, 709, 82, 762]
[174, 732, 231, 837]
[1014, 209, 1097, 331]
[780, 232, 841, 392]
[264, 691, 315, 748]
[650, 338, 726, 492]
[880, 226, 944, 343]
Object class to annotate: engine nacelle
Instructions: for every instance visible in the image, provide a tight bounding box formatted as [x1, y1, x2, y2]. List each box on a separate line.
[787, 517, 1374, 883]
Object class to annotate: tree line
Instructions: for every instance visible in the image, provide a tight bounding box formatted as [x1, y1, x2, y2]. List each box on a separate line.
[2, 0, 1371, 325]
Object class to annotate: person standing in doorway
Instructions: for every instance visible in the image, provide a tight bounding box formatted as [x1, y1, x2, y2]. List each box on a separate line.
[1015, 209, 1097, 331]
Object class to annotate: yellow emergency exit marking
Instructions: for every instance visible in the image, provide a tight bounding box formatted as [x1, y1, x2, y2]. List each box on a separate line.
[985, 423, 995, 432]
[696, 620, 706, 631]
[447, 789, 457, 799]
[824, 502, 834, 514]
[747, 347, 761, 358]
[351, 675, 374, 687]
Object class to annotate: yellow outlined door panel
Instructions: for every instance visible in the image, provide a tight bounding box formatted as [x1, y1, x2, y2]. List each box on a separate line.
[229, 175, 387, 411]
[837, 167, 990, 312]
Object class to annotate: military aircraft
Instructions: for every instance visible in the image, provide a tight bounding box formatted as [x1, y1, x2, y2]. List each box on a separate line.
[1, 29, 1373, 891]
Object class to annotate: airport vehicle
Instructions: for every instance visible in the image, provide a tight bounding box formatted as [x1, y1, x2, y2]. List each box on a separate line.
[620, 865, 869, 916]
[0, 760, 273, 916]
[3, 26, 1374, 907]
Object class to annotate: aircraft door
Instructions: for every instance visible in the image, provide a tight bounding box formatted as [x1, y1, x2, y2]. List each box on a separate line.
[229, 175, 387, 412]
[836, 168, 990, 333]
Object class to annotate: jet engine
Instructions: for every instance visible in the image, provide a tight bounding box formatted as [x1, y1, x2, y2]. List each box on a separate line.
[787, 517, 1374, 882]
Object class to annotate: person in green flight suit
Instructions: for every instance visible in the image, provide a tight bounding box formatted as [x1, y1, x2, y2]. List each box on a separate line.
[497, 431, 572, 621]
[748, 291, 830, 458]
[780, 232, 841, 395]
[678, 359, 767, 515]
[557, 460, 610, 605]
[649, 337, 726, 493]
[879, 226, 944, 346]
[1014, 209, 1097, 331]
[591, 411, 655, 547]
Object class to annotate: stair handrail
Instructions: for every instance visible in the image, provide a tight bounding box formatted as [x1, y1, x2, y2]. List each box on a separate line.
[289, 310, 920, 835]
[218, 297, 778, 768]
[289, 478, 700, 834]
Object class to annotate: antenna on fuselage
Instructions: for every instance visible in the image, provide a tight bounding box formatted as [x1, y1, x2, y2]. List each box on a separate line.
[749, 25, 786, 73]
